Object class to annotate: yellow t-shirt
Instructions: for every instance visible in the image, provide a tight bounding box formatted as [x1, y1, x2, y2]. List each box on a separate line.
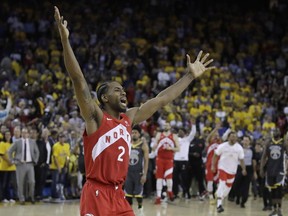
[50, 142, 70, 170]
[199, 104, 212, 113]
[189, 107, 200, 117]
[262, 122, 276, 131]
[0, 142, 16, 171]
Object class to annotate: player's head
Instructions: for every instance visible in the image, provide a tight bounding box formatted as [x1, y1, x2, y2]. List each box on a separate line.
[132, 125, 142, 141]
[163, 122, 171, 132]
[96, 81, 127, 112]
[272, 128, 281, 140]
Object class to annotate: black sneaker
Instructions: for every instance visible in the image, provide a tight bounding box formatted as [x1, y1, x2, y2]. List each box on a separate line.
[184, 192, 191, 200]
[235, 198, 240, 205]
[217, 205, 224, 213]
[228, 197, 234, 202]
[269, 209, 278, 216]
[240, 203, 245, 208]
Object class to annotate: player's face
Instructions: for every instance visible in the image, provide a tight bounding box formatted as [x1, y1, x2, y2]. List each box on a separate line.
[213, 132, 220, 140]
[273, 128, 281, 139]
[132, 130, 140, 141]
[163, 123, 171, 132]
[106, 82, 127, 112]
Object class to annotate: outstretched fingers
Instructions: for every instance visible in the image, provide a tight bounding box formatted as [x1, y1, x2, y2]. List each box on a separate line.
[54, 6, 61, 22]
[200, 53, 209, 64]
[186, 54, 191, 66]
[206, 66, 216, 71]
[63, 20, 68, 28]
[204, 59, 214, 67]
[196, 50, 203, 62]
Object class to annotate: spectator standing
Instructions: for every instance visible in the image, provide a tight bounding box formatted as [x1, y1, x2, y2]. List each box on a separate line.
[34, 128, 51, 200]
[8, 127, 39, 205]
[50, 133, 70, 200]
[0, 130, 17, 203]
[173, 118, 196, 199]
[229, 135, 257, 208]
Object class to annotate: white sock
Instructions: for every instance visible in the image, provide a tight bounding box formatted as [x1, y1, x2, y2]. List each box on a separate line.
[166, 179, 173, 192]
[217, 198, 222, 207]
[156, 179, 163, 198]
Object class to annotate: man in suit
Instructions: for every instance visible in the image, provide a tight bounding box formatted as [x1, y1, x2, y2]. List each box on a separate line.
[8, 127, 39, 204]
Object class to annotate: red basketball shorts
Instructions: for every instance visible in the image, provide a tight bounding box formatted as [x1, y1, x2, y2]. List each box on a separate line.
[80, 180, 135, 216]
[155, 158, 174, 179]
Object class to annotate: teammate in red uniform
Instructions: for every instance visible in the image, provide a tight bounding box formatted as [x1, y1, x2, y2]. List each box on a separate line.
[205, 123, 221, 203]
[54, 6, 215, 216]
[152, 122, 180, 204]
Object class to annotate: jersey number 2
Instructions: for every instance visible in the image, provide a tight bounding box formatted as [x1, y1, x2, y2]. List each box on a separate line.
[117, 146, 125, 162]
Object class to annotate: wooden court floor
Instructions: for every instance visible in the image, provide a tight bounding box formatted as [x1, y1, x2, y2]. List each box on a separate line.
[0, 196, 287, 216]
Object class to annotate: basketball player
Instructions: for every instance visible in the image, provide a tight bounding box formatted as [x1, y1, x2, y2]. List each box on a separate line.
[205, 124, 231, 204]
[205, 123, 222, 204]
[260, 128, 288, 216]
[152, 122, 180, 204]
[54, 6, 215, 216]
[124, 125, 149, 213]
[212, 131, 247, 213]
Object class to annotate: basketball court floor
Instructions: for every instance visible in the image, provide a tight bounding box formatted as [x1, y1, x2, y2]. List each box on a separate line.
[0, 196, 287, 216]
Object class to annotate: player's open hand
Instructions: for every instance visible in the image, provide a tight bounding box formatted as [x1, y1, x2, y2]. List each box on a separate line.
[186, 51, 215, 78]
[54, 6, 69, 40]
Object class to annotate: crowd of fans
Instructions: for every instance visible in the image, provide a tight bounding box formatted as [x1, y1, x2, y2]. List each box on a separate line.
[0, 0, 288, 211]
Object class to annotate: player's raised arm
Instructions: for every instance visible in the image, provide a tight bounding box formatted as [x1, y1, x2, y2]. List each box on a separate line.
[54, 6, 102, 131]
[128, 51, 215, 125]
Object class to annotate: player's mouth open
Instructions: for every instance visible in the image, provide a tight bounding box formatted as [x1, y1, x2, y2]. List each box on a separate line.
[120, 98, 127, 106]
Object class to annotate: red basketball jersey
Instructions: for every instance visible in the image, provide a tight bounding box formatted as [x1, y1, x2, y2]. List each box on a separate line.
[156, 133, 175, 160]
[83, 112, 132, 185]
[206, 140, 220, 168]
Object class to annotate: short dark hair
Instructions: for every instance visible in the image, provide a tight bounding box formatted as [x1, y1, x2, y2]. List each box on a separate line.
[58, 133, 65, 138]
[227, 131, 236, 138]
[132, 125, 142, 135]
[96, 82, 110, 107]
[243, 135, 251, 141]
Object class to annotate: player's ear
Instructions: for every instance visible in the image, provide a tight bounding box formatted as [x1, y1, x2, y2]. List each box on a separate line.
[101, 94, 108, 103]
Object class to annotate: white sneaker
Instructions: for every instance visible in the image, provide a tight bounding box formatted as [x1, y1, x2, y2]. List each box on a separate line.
[9, 199, 16, 203]
[137, 207, 144, 216]
[2, 199, 9, 203]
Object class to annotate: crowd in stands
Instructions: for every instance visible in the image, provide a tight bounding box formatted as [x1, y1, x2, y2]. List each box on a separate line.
[0, 0, 288, 211]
